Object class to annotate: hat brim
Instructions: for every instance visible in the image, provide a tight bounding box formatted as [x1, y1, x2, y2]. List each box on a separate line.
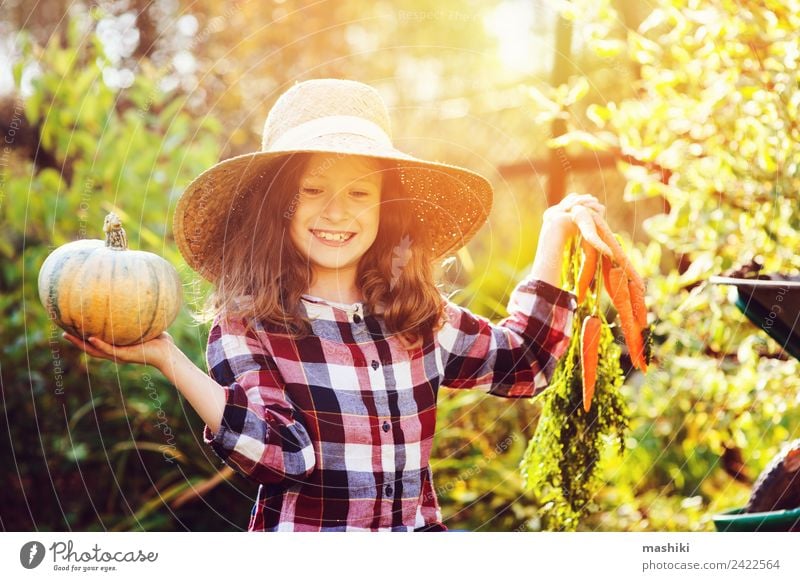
[173, 137, 494, 282]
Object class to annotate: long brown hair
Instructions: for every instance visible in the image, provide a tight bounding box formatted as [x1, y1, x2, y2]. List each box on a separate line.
[196, 152, 446, 350]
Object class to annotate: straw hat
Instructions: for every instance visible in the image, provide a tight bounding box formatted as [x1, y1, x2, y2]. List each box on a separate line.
[173, 78, 494, 282]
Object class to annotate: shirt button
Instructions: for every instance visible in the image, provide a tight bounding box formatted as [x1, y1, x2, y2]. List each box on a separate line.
[382, 421, 390, 432]
[353, 313, 362, 323]
[371, 359, 379, 370]
[385, 484, 393, 496]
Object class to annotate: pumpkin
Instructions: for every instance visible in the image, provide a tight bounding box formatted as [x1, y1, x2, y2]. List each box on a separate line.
[38, 212, 182, 346]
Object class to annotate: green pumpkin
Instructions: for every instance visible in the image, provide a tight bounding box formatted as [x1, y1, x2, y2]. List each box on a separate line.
[38, 213, 182, 346]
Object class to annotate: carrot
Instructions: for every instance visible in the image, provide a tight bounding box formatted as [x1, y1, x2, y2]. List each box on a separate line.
[590, 212, 646, 297]
[576, 239, 598, 304]
[593, 214, 649, 339]
[607, 266, 647, 372]
[581, 315, 602, 412]
[570, 207, 614, 258]
[601, 254, 613, 296]
[628, 277, 648, 329]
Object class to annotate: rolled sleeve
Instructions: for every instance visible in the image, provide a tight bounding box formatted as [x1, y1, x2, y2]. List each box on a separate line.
[203, 315, 316, 485]
[438, 277, 577, 398]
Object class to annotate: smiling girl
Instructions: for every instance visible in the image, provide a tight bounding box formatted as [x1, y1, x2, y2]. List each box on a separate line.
[64, 79, 610, 531]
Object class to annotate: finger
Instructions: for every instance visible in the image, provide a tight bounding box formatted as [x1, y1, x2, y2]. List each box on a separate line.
[564, 193, 598, 203]
[87, 336, 113, 352]
[569, 197, 603, 210]
[154, 331, 175, 344]
[561, 194, 600, 212]
[569, 201, 606, 218]
[571, 208, 614, 257]
[577, 200, 606, 215]
[62, 333, 112, 360]
[89, 336, 148, 365]
[87, 337, 128, 361]
[62, 331, 93, 350]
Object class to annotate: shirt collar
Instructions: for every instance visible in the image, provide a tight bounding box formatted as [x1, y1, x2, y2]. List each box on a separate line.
[300, 293, 364, 323]
[300, 293, 385, 322]
[300, 293, 363, 312]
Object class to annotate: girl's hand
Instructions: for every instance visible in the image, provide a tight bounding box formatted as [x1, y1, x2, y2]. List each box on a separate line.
[62, 331, 176, 370]
[541, 192, 613, 257]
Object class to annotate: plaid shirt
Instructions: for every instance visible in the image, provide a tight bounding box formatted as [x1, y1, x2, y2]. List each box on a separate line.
[203, 277, 576, 531]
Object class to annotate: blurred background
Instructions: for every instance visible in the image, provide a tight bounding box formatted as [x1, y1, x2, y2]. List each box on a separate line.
[1, 0, 798, 531]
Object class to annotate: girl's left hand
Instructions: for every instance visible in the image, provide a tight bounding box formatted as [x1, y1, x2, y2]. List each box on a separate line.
[62, 331, 175, 370]
[541, 192, 613, 257]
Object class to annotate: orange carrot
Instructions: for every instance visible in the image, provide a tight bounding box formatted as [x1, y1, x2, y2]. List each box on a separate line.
[581, 315, 602, 412]
[591, 212, 646, 297]
[607, 266, 647, 372]
[593, 216, 650, 341]
[601, 254, 613, 296]
[570, 206, 614, 258]
[577, 239, 598, 303]
[628, 277, 648, 329]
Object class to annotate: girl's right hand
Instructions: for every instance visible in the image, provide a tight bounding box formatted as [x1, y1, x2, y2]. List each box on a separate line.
[62, 331, 175, 370]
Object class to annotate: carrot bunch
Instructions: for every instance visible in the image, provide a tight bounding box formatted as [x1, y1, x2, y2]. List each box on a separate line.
[575, 213, 651, 412]
[522, 210, 642, 529]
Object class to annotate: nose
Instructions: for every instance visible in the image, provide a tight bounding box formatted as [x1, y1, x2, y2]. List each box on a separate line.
[321, 190, 350, 223]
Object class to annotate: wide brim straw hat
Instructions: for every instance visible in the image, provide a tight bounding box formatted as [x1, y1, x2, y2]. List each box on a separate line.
[173, 78, 494, 282]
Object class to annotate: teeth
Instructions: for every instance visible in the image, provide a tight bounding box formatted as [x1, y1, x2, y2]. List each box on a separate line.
[313, 230, 353, 242]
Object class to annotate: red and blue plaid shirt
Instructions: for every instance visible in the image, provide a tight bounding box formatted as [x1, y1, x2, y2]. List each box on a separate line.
[203, 277, 576, 531]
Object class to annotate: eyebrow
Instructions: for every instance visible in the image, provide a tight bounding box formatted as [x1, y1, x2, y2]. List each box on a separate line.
[301, 177, 380, 188]
[352, 179, 380, 188]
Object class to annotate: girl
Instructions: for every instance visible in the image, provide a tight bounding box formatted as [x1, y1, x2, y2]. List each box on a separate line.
[64, 78, 610, 531]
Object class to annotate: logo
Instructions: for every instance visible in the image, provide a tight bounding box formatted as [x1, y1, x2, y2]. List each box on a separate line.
[20, 541, 46, 569]
[390, 234, 413, 291]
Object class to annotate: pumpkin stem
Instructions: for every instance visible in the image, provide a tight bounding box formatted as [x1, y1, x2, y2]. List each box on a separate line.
[103, 212, 128, 250]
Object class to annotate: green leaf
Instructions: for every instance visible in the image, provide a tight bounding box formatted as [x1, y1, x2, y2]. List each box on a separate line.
[590, 38, 626, 58]
[565, 77, 590, 106]
[24, 90, 41, 126]
[157, 96, 186, 126]
[12, 60, 25, 88]
[528, 84, 559, 114]
[586, 103, 611, 128]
